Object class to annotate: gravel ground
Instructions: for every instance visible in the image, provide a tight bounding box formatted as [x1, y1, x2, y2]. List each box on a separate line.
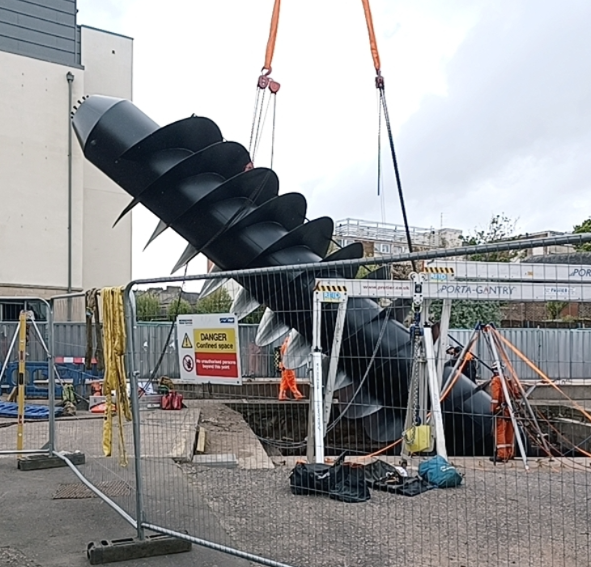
[180, 463, 591, 567]
[0, 547, 41, 567]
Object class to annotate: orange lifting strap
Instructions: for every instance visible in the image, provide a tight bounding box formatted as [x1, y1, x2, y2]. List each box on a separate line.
[262, 0, 281, 74]
[260, 0, 381, 76]
[361, 0, 381, 74]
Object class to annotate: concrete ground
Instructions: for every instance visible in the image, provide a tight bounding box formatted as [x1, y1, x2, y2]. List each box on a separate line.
[0, 401, 265, 567]
[3, 399, 591, 567]
[0, 456, 255, 567]
[185, 459, 591, 567]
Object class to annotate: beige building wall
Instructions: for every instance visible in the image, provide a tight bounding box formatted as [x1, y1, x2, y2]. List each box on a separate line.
[0, 26, 133, 304]
[79, 26, 133, 290]
[0, 49, 85, 294]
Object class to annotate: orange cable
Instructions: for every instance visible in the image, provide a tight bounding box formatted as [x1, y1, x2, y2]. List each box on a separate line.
[494, 330, 591, 424]
[492, 331, 591, 461]
[263, 0, 281, 73]
[361, 0, 381, 72]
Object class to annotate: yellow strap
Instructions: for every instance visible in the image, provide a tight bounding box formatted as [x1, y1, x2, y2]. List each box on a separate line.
[101, 287, 133, 466]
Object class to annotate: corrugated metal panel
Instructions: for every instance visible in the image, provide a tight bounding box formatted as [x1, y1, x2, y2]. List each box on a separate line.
[448, 328, 591, 380]
[54, 323, 86, 357]
[0, 322, 49, 365]
[0, 0, 78, 66]
[2, 321, 590, 381]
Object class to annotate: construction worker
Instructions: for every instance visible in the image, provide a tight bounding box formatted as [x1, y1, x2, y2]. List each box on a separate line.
[278, 334, 304, 401]
[490, 363, 515, 462]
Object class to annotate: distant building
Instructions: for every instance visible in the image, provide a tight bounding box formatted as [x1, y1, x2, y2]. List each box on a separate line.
[0, 1, 133, 319]
[333, 218, 463, 258]
[510, 230, 575, 259]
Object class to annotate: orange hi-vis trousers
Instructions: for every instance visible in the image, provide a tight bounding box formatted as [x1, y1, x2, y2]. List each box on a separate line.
[494, 412, 515, 461]
[279, 334, 304, 400]
[279, 368, 303, 400]
[491, 375, 515, 461]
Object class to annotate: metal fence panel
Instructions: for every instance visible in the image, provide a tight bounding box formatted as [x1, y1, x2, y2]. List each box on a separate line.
[123, 257, 591, 567]
[5, 242, 591, 567]
[47, 294, 139, 525]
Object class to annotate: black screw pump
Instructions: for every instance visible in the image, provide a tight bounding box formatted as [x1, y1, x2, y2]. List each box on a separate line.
[72, 95, 493, 455]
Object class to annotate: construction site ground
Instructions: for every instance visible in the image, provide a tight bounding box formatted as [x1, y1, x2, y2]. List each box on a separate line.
[0, 455, 254, 567]
[1, 399, 590, 567]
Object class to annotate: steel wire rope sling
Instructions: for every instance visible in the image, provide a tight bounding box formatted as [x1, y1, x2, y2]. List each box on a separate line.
[361, 0, 417, 272]
[246, 1, 421, 451]
[250, 0, 281, 166]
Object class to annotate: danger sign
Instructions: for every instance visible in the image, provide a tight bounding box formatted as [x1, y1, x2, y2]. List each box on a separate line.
[176, 313, 242, 385]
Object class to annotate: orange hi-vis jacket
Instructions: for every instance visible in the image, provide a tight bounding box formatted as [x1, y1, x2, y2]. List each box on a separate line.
[490, 374, 518, 461]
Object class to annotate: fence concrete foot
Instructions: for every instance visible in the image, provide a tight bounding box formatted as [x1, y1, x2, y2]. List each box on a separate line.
[87, 534, 192, 565]
[17, 451, 85, 471]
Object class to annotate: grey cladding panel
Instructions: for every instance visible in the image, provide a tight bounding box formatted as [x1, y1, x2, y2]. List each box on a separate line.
[0, 8, 18, 25]
[22, 0, 76, 14]
[0, 34, 71, 65]
[0, 12, 75, 41]
[2, 0, 75, 22]
[0, 0, 78, 66]
[0, 22, 73, 52]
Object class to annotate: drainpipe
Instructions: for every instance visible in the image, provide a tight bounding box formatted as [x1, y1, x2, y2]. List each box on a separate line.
[66, 72, 74, 321]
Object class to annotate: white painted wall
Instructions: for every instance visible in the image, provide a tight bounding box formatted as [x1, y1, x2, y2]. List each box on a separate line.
[80, 26, 133, 290]
[0, 26, 133, 296]
[0, 49, 84, 290]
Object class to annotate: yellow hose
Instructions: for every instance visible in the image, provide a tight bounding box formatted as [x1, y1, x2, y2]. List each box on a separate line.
[101, 287, 132, 465]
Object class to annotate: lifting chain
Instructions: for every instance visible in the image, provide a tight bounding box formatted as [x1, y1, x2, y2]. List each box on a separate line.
[407, 272, 427, 436]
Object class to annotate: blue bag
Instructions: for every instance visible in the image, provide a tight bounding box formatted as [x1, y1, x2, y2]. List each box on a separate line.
[418, 455, 463, 488]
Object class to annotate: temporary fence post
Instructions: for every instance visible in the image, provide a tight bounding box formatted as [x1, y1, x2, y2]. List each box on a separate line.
[47, 301, 56, 453]
[308, 290, 325, 463]
[124, 286, 146, 540]
[323, 295, 348, 430]
[424, 326, 448, 460]
[436, 298, 453, 388]
[16, 310, 27, 455]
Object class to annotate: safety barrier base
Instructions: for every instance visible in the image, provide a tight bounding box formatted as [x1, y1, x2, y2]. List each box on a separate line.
[17, 451, 86, 471]
[87, 533, 192, 565]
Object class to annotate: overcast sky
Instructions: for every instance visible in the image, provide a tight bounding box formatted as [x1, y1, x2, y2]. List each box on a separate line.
[77, 0, 591, 282]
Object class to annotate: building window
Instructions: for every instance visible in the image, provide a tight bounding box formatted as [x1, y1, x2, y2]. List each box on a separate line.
[379, 243, 390, 254]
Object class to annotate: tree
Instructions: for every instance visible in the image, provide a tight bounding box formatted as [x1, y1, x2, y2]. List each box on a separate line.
[546, 301, 568, 320]
[136, 292, 162, 321]
[459, 213, 524, 262]
[573, 217, 591, 251]
[168, 298, 193, 320]
[195, 287, 233, 314]
[242, 304, 265, 324]
[356, 265, 380, 279]
[430, 299, 502, 329]
[431, 213, 522, 328]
